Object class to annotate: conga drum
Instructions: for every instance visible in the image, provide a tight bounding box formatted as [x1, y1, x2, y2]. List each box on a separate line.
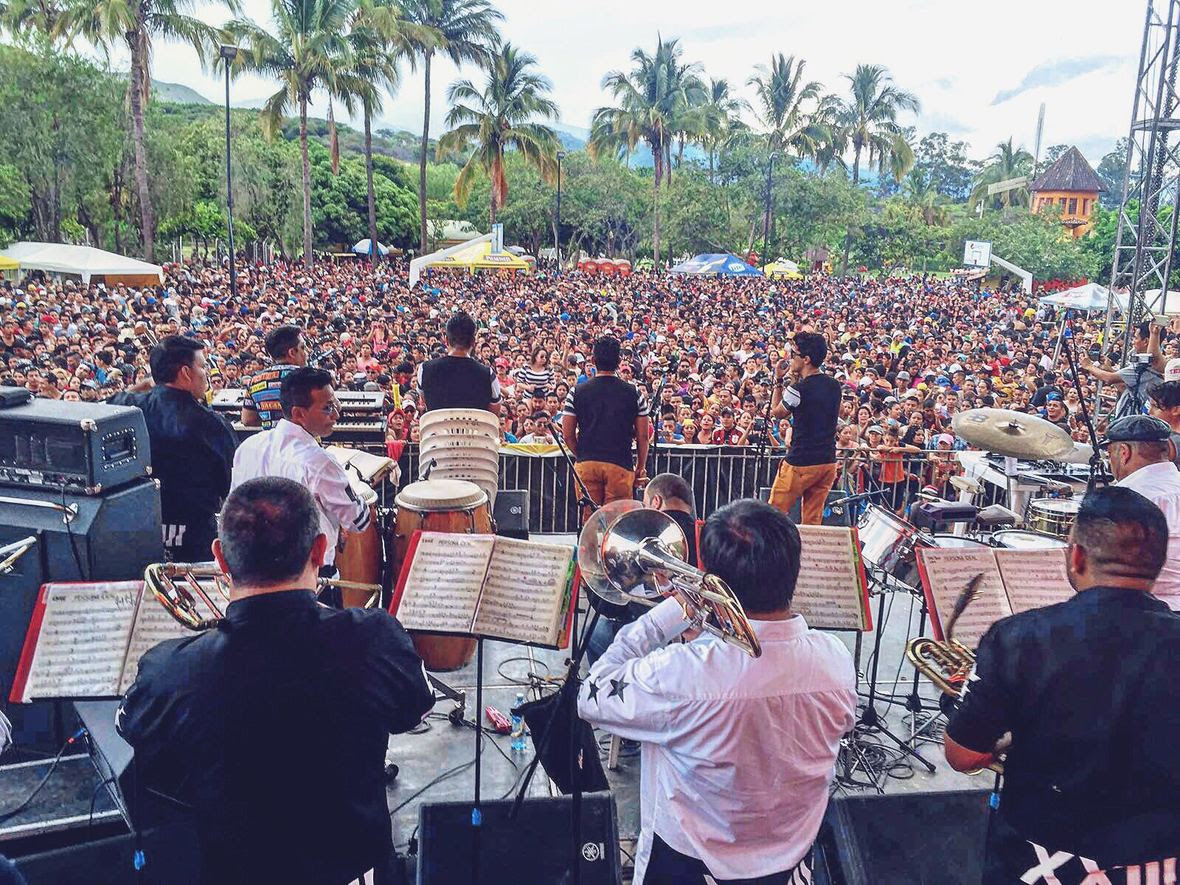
[335, 475, 380, 608]
[392, 479, 493, 671]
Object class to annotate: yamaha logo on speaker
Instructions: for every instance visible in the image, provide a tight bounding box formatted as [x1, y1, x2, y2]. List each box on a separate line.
[581, 842, 604, 862]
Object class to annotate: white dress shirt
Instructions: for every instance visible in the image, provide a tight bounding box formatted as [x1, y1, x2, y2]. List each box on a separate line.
[578, 598, 856, 883]
[231, 419, 370, 566]
[1117, 460, 1180, 609]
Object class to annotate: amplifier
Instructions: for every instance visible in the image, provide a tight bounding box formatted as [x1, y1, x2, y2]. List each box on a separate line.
[493, 489, 529, 540]
[0, 390, 151, 494]
[417, 795, 622, 884]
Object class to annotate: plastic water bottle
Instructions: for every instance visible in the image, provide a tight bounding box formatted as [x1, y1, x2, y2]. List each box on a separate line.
[510, 692, 527, 752]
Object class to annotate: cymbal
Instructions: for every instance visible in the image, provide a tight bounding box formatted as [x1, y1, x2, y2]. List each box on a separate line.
[952, 408, 1075, 460]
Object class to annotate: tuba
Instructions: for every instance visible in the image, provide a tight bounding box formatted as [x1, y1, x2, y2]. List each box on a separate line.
[144, 562, 381, 631]
[904, 572, 983, 707]
[581, 507, 762, 658]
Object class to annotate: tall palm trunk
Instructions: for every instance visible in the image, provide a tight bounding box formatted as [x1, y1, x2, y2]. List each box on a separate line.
[364, 104, 378, 262]
[417, 51, 432, 253]
[841, 144, 862, 277]
[651, 146, 662, 266]
[299, 92, 313, 268]
[127, 30, 154, 260]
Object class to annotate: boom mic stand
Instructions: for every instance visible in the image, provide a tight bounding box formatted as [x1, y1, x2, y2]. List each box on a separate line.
[1059, 310, 1109, 494]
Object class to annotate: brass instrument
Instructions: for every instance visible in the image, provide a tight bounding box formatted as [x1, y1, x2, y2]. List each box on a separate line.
[144, 562, 381, 632]
[584, 508, 762, 658]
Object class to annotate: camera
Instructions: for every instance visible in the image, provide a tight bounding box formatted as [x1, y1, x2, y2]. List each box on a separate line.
[1133, 352, 1152, 367]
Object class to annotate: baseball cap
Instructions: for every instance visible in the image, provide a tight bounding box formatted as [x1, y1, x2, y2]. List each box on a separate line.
[1164, 357, 1180, 382]
[867, 425, 885, 435]
[936, 433, 955, 447]
[1100, 414, 1172, 446]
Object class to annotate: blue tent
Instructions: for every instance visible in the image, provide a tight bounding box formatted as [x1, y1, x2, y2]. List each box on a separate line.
[669, 253, 762, 276]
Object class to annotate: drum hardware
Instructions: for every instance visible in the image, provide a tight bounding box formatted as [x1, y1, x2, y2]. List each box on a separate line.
[0, 535, 36, 574]
[144, 562, 381, 631]
[975, 504, 1018, 528]
[1025, 497, 1080, 540]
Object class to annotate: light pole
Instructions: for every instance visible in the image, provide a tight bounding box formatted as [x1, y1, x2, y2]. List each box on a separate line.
[762, 151, 779, 270]
[220, 44, 240, 302]
[555, 150, 566, 271]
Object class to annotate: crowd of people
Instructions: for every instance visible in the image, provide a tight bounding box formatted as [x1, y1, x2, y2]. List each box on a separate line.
[2, 256, 1179, 510]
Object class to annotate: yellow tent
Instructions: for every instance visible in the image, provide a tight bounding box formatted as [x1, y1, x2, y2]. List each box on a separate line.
[424, 240, 531, 274]
[0, 256, 18, 272]
[764, 259, 803, 280]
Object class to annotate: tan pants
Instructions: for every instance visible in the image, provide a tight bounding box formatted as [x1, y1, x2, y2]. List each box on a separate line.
[575, 460, 635, 516]
[769, 461, 838, 525]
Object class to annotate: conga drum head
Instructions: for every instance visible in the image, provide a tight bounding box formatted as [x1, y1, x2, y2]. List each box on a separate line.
[396, 478, 487, 512]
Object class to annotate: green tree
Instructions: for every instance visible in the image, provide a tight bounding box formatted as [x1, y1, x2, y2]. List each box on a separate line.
[437, 42, 559, 224]
[911, 131, 977, 201]
[309, 141, 418, 247]
[952, 211, 1094, 280]
[971, 137, 1034, 210]
[832, 63, 919, 186]
[399, 0, 502, 253]
[227, 0, 356, 266]
[55, 0, 231, 259]
[747, 54, 830, 161]
[691, 77, 743, 183]
[1096, 137, 1129, 209]
[0, 163, 30, 245]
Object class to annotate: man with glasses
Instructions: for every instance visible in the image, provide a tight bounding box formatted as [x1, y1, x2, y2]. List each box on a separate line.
[231, 367, 370, 605]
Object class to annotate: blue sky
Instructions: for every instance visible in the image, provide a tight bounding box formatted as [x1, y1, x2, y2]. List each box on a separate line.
[146, 0, 1142, 165]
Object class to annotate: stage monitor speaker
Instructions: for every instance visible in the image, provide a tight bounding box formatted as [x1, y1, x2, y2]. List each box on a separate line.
[417, 795, 622, 884]
[0, 478, 164, 751]
[492, 489, 529, 540]
[14, 827, 201, 885]
[815, 789, 989, 885]
[758, 486, 848, 526]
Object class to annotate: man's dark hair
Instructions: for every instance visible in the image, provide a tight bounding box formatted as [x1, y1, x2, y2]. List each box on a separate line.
[265, 325, 303, 360]
[1071, 485, 1168, 581]
[646, 473, 695, 515]
[794, 331, 828, 368]
[445, 312, 476, 350]
[218, 477, 321, 585]
[148, 336, 203, 384]
[701, 499, 800, 613]
[593, 336, 621, 372]
[1149, 380, 1180, 410]
[280, 366, 333, 417]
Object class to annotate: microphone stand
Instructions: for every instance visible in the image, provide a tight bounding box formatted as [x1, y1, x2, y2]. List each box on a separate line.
[1059, 310, 1108, 494]
[755, 376, 778, 492]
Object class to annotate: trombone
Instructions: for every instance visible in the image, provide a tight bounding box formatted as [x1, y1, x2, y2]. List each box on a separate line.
[582, 508, 762, 658]
[144, 562, 381, 631]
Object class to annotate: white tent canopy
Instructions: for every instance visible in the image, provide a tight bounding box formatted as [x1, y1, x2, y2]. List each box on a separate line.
[1038, 283, 1127, 312]
[0, 242, 164, 284]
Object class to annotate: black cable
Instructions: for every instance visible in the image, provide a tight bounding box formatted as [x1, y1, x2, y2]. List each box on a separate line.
[388, 757, 478, 818]
[60, 484, 86, 579]
[88, 776, 116, 835]
[0, 727, 85, 823]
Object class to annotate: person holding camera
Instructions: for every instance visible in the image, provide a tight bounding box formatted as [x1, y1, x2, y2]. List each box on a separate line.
[1080, 321, 1167, 417]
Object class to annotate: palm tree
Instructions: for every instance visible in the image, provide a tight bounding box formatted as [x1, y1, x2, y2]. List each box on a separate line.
[55, 0, 232, 259]
[903, 170, 950, 226]
[437, 43, 559, 224]
[225, 0, 354, 267]
[399, 0, 502, 254]
[692, 78, 743, 183]
[0, 0, 68, 41]
[588, 36, 703, 266]
[747, 54, 829, 160]
[833, 63, 920, 186]
[971, 137, 1034, 210]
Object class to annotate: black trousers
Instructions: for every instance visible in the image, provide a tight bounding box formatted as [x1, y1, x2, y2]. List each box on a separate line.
[644, 833, 810, 884]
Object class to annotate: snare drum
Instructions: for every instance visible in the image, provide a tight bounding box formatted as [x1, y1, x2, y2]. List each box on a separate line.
[1027, 498, 1080, 539]
[392, 479, 493, 671]
[335, 477, 381, 608]
[858, 505, 932, 589]
[992, 530, 1068, 550]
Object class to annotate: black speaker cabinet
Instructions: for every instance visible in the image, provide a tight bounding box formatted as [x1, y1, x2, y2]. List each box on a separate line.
[492, 489, 529, 540]
[815, 789, 990, 885]
[0, 479, 164, 750]
[418, 795, 622, 884]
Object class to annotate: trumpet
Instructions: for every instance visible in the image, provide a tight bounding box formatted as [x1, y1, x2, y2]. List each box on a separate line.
[582, 507, 762, 658]
[144, 562, 382, 632]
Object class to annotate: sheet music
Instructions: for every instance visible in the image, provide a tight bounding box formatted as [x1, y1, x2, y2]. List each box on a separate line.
[794, 526, 868, 630]
[994, 549, 1075, 614]
[118, 585, 213, 694]
[396, 533, 494, 633]
[19, 582, 139, 700]
[917, 549, 1011, 648]
[472, 537, 573, 646]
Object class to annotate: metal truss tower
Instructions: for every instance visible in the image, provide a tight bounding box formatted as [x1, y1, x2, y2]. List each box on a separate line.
[1104, 0, 1180, 362]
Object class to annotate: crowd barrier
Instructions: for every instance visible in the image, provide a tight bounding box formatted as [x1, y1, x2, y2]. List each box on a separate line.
[392, 444, 962, 535]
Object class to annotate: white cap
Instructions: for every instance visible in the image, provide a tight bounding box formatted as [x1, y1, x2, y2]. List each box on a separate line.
[1166, 357, 1180, 382]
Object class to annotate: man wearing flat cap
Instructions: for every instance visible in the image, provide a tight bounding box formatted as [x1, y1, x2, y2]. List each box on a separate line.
[1105, 414, 1180, 610]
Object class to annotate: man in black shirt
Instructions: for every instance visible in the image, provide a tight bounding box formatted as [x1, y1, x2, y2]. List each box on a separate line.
[118, 477, 433, 884]
[109, 336, 237, 562]
[417, 312, 501, 414]
[561, 336, 649, 514]
[768, 331, 841, 524]
[946, 486, 1180, 884]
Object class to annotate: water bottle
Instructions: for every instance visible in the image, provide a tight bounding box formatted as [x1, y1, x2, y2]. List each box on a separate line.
[510, 692, 527, 752]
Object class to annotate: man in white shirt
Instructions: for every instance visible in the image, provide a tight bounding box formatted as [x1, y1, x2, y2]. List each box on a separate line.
[578, 499, 856, 884]
[1106, 414, 1180, 610]
[231, 367, 370, 603]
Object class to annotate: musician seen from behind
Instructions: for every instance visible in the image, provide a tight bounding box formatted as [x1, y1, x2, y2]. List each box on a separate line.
[768, 331, 842, 524]
[945, 486, 1180, 885]
[1105, 414, 1180, 611]
[579, 499, 856, 884]
[109, 335, 237, 562]
[240, 323, 309, 429]
[416, 311, 501, 415]
[231, 367, 370, 604]
[118, 478, 433, 885]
